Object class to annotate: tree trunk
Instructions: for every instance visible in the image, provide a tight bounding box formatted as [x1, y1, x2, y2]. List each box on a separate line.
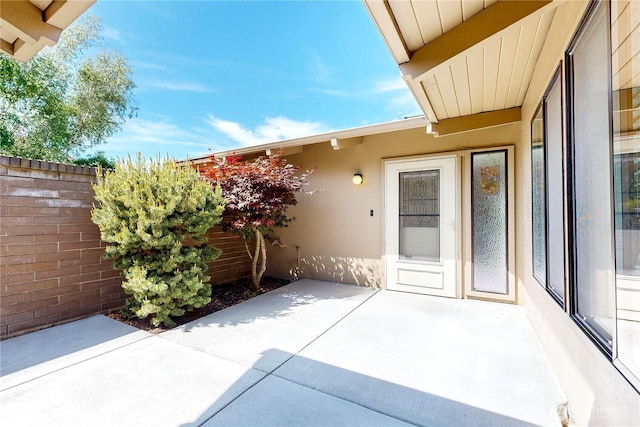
[250, 229, 267, 289]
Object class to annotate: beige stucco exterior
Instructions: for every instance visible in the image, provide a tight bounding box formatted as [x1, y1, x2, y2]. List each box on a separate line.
[516, 1, 640, 425]
[215, 2, 640, 424]
[259, 117, 638, 425]
[265, 124, 519, 288]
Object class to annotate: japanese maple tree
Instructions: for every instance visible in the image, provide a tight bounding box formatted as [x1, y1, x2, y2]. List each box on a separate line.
[200, 153, 312, 288]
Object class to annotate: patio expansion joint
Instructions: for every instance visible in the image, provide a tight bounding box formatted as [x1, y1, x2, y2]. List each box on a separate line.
[196, 288, 385, 426]
[203, 372, 423, 427]
[282, 289, 380, 364]
[267, 287, 381, 375]
[155, 334, 262, 372]
[262, 289, 433, 427]
[0, 334, 155, 393]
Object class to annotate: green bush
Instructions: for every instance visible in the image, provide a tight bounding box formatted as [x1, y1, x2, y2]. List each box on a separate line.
[91, 154, 225, 327]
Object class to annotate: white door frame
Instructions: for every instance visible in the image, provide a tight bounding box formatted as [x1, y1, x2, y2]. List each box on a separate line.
[382, 146, 515, 303]
[383, 154, 462, 298]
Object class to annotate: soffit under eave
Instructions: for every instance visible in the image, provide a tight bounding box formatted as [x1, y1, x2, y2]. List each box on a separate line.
[0, 0, 95, 62]
[362, 0, 500, 69]
[366, 0, 558, 123]
[419, 6, 556, 120]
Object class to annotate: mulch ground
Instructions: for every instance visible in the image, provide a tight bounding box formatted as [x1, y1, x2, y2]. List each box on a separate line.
[107, 276, 289, 334]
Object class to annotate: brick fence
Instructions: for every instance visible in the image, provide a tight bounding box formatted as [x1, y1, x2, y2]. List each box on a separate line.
[0, 156, 250, 338]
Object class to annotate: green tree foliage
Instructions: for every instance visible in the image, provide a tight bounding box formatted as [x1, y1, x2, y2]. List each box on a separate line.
[200, 153, 313, 289]
[92, 155, 225, 327]
[0, 16, 136, 162]
[72, 151, 116, 169]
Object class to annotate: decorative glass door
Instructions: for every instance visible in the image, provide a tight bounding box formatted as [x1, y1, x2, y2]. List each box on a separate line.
[385, 156, 459, 297]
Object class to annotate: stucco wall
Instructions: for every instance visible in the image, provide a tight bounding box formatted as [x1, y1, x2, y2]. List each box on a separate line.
[516, 1, 640, 425]
[263, 2, 640, 424]
[266, 124, 519, 286]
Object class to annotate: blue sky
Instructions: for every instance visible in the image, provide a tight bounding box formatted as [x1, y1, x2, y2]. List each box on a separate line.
[90, 0, 421, 160]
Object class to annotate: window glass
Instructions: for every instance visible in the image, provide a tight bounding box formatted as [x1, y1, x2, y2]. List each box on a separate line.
[546, 76, 566, 302]
[611, 0, 640, 386]
[532, 105, 547, 286]
[399, 170, 440, 261]
[569, 2, 614, 348]
[532, 69, 566, 305]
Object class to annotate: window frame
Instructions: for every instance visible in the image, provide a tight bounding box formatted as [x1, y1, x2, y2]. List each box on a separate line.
[565, 0, 616, 357]
[544, 67, 567, 306]
[531, 101, 547, 288]
[531, 66, 566, 308]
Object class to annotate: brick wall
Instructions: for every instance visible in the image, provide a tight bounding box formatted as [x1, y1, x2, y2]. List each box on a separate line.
[0, 156, 124, 338]
[0, 156, 251, 338]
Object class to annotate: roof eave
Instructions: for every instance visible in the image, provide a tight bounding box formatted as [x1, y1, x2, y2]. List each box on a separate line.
[187, 116, 428, 164]
[0, 0, 96, 62]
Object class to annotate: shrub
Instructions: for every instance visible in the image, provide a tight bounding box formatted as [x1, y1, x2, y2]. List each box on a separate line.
[92, 154, 225, 327]
[200, 153, 312, 288]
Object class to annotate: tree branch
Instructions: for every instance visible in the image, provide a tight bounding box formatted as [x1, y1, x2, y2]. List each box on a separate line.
[256, 230, 267, 287]
[244, 240, 253, 260]
[251, 229, 261, 288]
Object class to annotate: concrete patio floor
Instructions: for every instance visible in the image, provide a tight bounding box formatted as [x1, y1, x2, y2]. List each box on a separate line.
[0, 279, 566, 426]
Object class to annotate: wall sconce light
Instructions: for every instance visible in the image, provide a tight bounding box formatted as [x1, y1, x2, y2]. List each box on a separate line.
[352, 173, 363, 185]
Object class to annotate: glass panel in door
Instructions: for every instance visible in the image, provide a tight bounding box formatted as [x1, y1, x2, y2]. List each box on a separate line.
[399, 170, 440, 262]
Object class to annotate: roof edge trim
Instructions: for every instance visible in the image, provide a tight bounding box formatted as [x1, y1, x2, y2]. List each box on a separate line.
[198, 116, 427, 162]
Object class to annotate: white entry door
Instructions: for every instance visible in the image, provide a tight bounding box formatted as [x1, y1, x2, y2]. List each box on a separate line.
[385, 156, 459, 297]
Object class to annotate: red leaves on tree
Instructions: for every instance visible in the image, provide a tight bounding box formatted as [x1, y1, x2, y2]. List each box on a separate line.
[200, 152, 314, 288]
[199, 152, 312, 240]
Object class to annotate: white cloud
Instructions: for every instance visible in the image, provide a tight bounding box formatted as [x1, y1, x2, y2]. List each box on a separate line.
[309, 76, 407, 99]
[372, 77, 408, 94]
[144, 80, 214, 93]
[116, 119, 199, 144]
[308, 87, 352, 97]
[308, 52, 332, 85]
[101, 26, 125, 43]
[104, 115, 329, 161]
[130, 60, 168, 72]
[371, 76, 422, 118]
[103, 117, 213, 160]
[387, 90, 423, 118]
[208, 115, 327, 147]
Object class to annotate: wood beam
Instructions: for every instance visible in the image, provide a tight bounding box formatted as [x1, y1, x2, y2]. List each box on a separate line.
[44, 1, 69, 22]
[265, 146, 303, 157]
[400, 0, 551, 81]
[44, 1, 96, 29]
[363, 0, 410, 64]
[11, 38, 43, 63]
[0, 0, 62, 45]
[428, 107, 521, 137]
[404, 75, 439, 123]
[330, 136, 362, 151]
[0, 38, 14, 56]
